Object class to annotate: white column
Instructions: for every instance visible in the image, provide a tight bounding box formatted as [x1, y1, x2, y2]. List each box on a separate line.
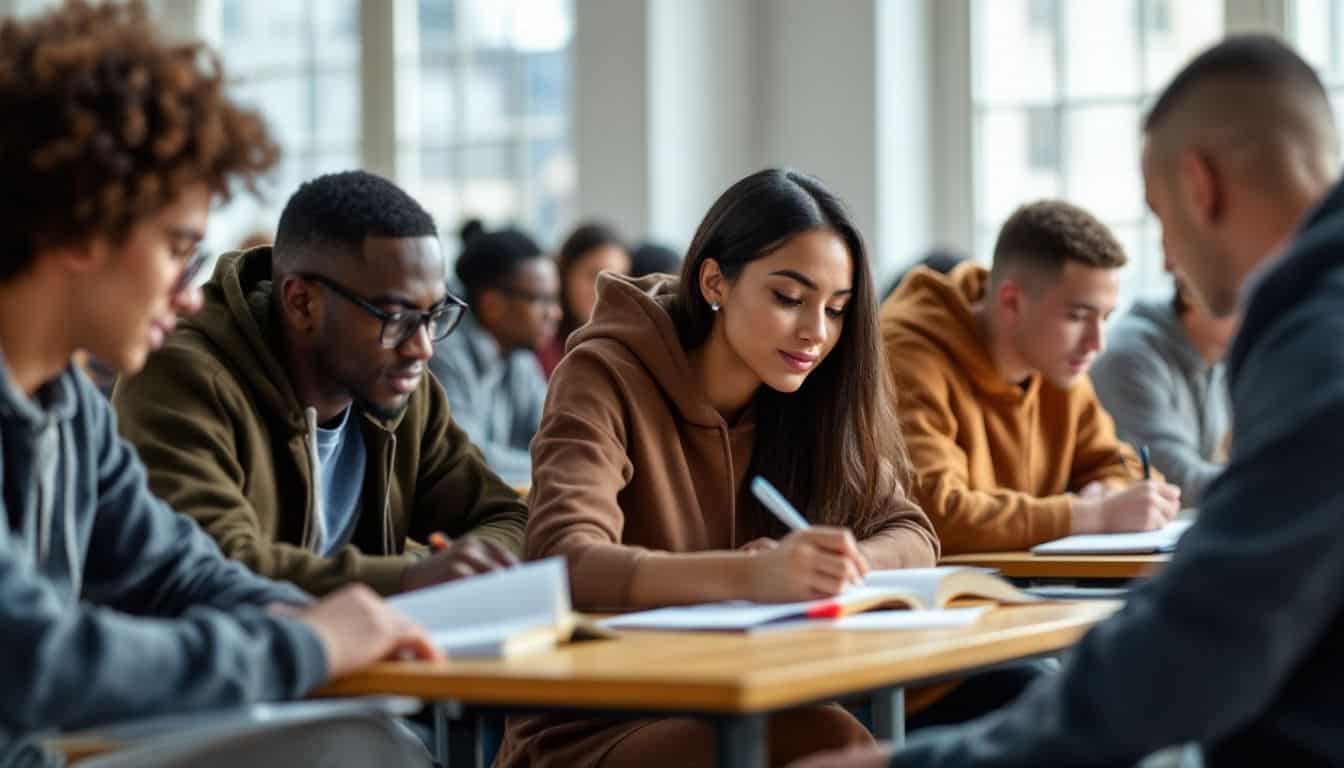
[646, 0, 759, 249]
[1225, 0, 1291, 34]
[361, 0, 419, 182]
[573, 0, 652, 239]
[758, 0, 881, 263]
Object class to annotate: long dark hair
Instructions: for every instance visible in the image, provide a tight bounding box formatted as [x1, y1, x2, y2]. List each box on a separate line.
[557, 221, 626, 338]
[669, 168, 910, 540]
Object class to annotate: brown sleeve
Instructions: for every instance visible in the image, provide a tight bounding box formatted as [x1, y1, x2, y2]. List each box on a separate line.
[1068, 377, 1154, 490]
[858, 460, 941, 569]
[891, 342, 1073, 553]
[524, 350, 643, 610]
[112, 346, 414, 597]
[411, 376, 529, 553]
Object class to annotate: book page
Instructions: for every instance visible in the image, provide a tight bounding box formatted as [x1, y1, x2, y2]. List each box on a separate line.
[387, 557, 570, 635]
[862, 568, 954, 608]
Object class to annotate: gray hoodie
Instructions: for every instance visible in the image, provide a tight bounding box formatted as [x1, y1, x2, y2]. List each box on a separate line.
[1090, 298, 1231, 505]
[429, 310, 546, 487]
[0, 355, 326, 767]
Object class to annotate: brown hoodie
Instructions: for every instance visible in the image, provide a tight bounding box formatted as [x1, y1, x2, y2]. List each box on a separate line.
[880, 263, 1145, 554]
[498, 273, 939, 768]
[111, 248, 527, 596]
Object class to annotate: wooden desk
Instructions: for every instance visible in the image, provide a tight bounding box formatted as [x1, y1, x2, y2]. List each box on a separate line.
[941, 551, 1167, 580]
[318, 601, 1117, 767]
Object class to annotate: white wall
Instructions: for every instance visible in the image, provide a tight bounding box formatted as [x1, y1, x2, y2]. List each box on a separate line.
[573, 0, 652, 238]
[574, 0, 937, 284]
[758, 0, 880, 253]
[647, 0, 759, 249]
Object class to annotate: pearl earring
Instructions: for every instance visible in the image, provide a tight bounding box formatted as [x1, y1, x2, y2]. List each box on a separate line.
[710, 301, 721, 312]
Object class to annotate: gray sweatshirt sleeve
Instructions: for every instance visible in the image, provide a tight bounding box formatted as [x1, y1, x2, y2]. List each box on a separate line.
[430, 347, 533, 486]
[1091, 334, 1223, 504]
[0, 384, 328, 736]
[891, 307, 1344, 767]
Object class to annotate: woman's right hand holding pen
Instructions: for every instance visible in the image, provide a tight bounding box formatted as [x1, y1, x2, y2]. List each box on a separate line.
[746, 527, 870, 603]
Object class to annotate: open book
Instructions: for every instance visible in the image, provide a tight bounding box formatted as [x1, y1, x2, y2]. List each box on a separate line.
[387, 557, 611, 658]
[1031, 519, 1193, 555]
[600, 567, 1036, 633]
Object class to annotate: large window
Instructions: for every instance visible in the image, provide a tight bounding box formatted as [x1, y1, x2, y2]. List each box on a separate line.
[208, 0, 362, 250]
[412, 0, 574, 247]
[972, 0, 1223, 300]
[1292, 0, 1344, 145]
[202, 0, 574, 254]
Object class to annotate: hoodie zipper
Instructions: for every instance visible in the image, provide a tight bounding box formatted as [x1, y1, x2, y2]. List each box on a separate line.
[382, 431, 397, 553]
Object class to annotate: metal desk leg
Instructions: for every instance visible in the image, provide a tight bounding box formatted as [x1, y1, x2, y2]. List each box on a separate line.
[433, 701, 450, 764]
[715, 713, 767, 768]
[432, 701, 483, 767]
[872, 687, 906, 747]
[447, 716, 482, 767]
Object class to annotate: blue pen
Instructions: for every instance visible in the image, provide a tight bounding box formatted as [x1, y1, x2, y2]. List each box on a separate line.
[1140, 445, 1151, 480]
[750, 476, 811, 531]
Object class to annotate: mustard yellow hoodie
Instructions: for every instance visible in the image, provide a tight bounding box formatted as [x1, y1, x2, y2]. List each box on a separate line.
[881, 263, 1144, 554]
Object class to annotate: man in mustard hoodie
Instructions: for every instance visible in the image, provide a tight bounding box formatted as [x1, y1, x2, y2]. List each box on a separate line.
[113, 171, 527, 596]
[881, 200, 1181, 554]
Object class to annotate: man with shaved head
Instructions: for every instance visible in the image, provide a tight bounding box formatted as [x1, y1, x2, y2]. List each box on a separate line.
[113, 171, 527, 597]
[792, 35, 1344, 768]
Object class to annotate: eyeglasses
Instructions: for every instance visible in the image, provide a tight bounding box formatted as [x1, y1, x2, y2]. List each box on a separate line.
[173, 248, 210, 294]
[297, 272, 468, 349]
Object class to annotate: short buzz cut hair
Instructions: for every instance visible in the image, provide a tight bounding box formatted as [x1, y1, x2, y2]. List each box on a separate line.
[1144, 35, 1330, 135]
[991, 200, 1127, 284]
[273, 170, 437, 271]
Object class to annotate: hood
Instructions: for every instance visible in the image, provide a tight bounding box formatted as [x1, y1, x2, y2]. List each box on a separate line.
[566, 272, 724, 428]
[178, 247, 307, 432]
[0, 352, 78, 430]
[883, 263, 1029, 400]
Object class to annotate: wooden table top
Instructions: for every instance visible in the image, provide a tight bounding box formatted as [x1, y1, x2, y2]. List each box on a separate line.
[940, 551, 1168, 580]
[315, 601, 1118, 714]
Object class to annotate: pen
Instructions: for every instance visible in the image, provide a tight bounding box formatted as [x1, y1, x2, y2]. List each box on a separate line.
[750, 476, 811, 531]
[1140, 445, 1151, 480]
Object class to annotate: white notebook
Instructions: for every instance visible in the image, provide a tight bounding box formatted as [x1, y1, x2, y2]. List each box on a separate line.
[1031, 519, 1194, 555]
[600, 567, 1032, 633]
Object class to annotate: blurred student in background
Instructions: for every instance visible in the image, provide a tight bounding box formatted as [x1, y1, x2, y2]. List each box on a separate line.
[629, 240, 683, 278]
[537, 221, 630, 377]
[1091, 277, 1236, 505]
[430, 220, 559, 486]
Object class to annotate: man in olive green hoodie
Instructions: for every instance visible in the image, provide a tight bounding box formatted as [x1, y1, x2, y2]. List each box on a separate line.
[113, 171, 527, 597]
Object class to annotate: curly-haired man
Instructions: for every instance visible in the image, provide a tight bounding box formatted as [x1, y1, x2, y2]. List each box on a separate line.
[879, 200, 1182, 554]
[0, 3, 435, 766]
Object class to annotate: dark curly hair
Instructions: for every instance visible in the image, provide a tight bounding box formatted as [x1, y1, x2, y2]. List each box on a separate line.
[0, 0, 279, 283]
[991, 200, 1127, 284]
[273, 170, 438, 272]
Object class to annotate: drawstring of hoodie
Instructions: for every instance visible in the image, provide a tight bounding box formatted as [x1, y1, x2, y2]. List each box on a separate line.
[303, 407, 326, 553]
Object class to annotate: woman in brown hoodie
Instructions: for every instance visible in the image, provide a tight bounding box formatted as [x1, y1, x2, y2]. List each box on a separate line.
[495, 169, 942, 767]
